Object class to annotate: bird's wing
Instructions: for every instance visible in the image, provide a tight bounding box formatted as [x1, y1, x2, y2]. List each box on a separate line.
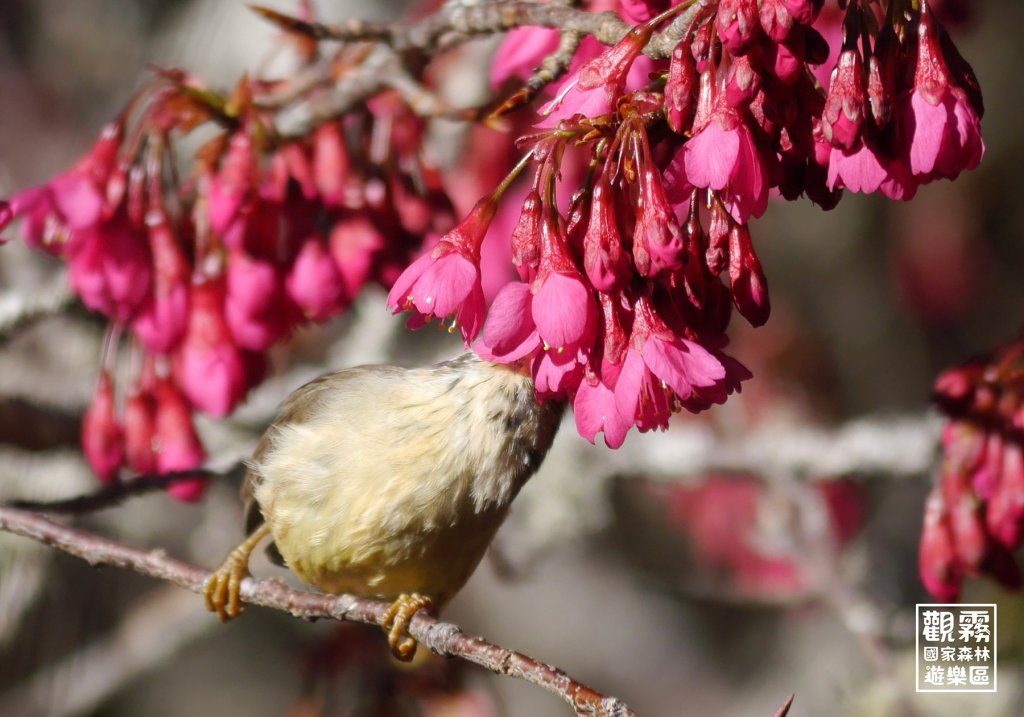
[241, 369, 365, 562]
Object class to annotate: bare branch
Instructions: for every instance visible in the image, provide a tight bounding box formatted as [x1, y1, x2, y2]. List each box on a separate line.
[0, 506, 636, 717]
[254, 1, 701, 59]
[257, 0, 709, 134]
[4, 468, 235, 514]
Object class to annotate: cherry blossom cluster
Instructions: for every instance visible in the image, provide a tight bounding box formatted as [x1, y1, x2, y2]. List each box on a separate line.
[389, 0, 984, 447]
[1, 74, 452, 494]
[921, 342, 1024, 600]
[0, 0, 987, 485]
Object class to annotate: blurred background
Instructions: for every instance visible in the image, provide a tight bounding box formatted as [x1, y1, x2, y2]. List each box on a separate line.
[0, 1, 1022, 715]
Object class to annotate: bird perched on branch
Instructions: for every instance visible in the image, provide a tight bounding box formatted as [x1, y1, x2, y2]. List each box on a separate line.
[204, 352, 563, 659]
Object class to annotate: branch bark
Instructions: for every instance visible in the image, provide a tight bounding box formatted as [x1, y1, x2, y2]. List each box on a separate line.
[0, 505, 635, 717]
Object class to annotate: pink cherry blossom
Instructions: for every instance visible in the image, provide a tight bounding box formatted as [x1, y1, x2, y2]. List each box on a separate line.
[387, 197, 495, 343]
[124, 389, 158, 475]
[716, 0, 760, 55]
[919, 486, 963, 601]
[208, 132, 256, 237]
[224, 249, 292, 352]
[827, 142, 918, 200]
[153, 379, 208, 502]
[822, 49, 866, 150]
[313, 122, 352, 207]
[82, 371, 124, 484]
[66, 214, 153, 322]
[537, 23, 658, 127]
[475, 281, 539, 363]
[613, 297, 728, 433]
[574, 375, 631, 449]
[490, 27, 560, 89]
[684, 78, 770, 222]
[532, 349, 585, 401]
[329, 213, 386, 298]
[173, 279, 249, 418]
[530, 205, 597, 355]
[132, 211, 190, 353]
[904, 2, 984, 179]
[632, 165, 686, 276]
[286, 236, 348, 321]
[583, 174, 629, 292]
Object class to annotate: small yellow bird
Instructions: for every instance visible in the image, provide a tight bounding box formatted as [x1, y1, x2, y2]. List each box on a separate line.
[204, 352, 563, 658]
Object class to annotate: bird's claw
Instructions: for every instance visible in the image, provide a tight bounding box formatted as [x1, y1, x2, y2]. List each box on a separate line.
[381, 593, 433, 661]
[204, 550, 251, 622]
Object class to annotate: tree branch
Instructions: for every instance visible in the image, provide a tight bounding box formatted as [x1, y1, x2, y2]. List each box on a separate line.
[5, 468, 234, 514]
[0, 505, 636, 717]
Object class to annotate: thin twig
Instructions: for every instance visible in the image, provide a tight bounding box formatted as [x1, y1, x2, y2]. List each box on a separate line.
[253, 1, 702, 59]
[0, 506, 636, 717]
[259, 0, 707, 135]
[5, 468, 235, 514]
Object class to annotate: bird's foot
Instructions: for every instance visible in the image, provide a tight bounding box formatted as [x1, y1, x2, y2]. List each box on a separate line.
[204, 524, 270, 622]
[380, 593, 433, 661]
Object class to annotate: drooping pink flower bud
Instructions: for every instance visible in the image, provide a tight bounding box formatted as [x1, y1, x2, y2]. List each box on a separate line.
[313, 122, 351, 208]
[684, 88, 770, 223]
[173, 278, 249, 418]
[919, 486, 963, 600]
[208, 132, 256, 237]
[822, 49, 866, 150]
[66, 213, 153, 322]
[539, 15, 659, 125]
[123, 389, 158, 474]
[329, 213, 386, 298]
[988, 440, 1024, 548]
[511, 190, 543, 282]
[666, 40, 698, 134]
[82, 371, 124, 484]
[764, 31, 806, 83]
[132, 210, 190, 353]
[706, 202, 731, 277]
[531, 205, 597, 356]
[728, 220, 771, 327]
[942, 468, 988, 572]
[725, 54, 762, 108]
[152, 379, 208, 502]
[867, 23, 899, 130]
[286, 236, 348, 321]
[760, 0, 796, 42]
[583, 173, 630, 292]
[717, 0, 760, 55]
[633, 165, 685, 277]
[224, 249, 291, 351]
[34, 122, 124, 238]
[903, 2, 985, 179]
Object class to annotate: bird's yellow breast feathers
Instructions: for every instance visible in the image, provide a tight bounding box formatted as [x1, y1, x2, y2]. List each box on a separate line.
[249, 354, 561, 608]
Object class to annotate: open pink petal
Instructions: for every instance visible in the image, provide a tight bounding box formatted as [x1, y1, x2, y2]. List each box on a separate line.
[531, 272, 595, 350]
